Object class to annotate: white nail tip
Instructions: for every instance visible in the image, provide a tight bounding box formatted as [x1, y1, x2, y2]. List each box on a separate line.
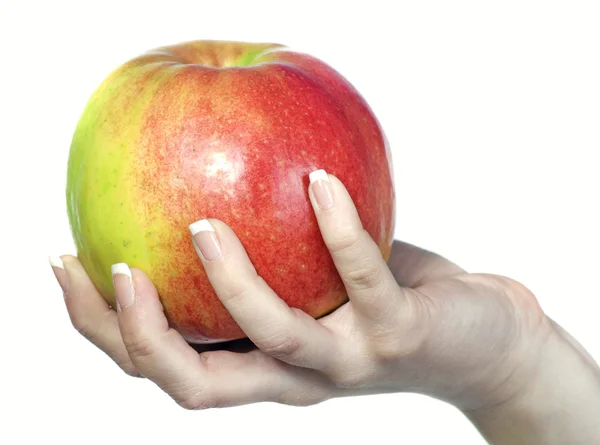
[309, 169, 329, 184]
[49, 256, 64, 269]
[111, 263, 132, 278]
[189, 219, 214, 236]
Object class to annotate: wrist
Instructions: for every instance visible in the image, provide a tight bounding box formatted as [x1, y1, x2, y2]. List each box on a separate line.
[464, 322, 600, 445]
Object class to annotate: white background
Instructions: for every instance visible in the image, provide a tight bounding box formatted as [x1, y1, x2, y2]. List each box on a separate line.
[1, 1, 598, 443]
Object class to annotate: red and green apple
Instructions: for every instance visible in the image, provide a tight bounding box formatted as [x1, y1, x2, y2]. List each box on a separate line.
[66, 40, 395, 343]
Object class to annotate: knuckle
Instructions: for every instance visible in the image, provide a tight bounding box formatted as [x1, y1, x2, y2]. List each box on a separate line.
[342, 264, 383, 290]
[490, 275, 536, 301]
[326, 229, 363, 256]
[370, 289, 433, 361]
[197, 351, 225, 373]
[118, 362, 142, 378]
[327, 356, 371, 389]
[176, 392, 217, 411]
[371, 339, 408, 362]
[70, 314, 98, 342]
[68, 304, 113, 345]
[124, 336, 156, 361]
[261, 333, 303, 361]
[221, 285, 252, 305]
[219, 274, 262, 305]
[330, 369, 369, 389]
[458, 273, 540, 310]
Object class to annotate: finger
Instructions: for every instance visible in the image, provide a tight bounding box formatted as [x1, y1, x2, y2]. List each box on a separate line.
[188, 219, 339, 372]
[187, 349, 336, 409]
[52, 255, 139, 376]
[112, 263, 334, 409]
[387, 240, 465, 288]
[112, 263, 206, 398]
[307, 169, 405, 327]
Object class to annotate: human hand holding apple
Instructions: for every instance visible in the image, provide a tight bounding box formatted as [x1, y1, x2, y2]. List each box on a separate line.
[52, 169, 600, 444]
[52, 41, 600, 444]
[52, 168, 600, 445]
[65, 40, 395, 343]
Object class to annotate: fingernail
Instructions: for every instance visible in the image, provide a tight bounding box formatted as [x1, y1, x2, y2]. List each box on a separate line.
[111, 263, 134, 311]
[309, 169, 334, 209]
[189, 219, 222, 262]
[49, 256, 69, 295]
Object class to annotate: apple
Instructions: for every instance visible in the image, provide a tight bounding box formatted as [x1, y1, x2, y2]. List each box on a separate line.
[66, 40, 395, 343]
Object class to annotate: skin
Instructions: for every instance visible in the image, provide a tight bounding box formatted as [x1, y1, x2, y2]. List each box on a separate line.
[52, 172, 600, 444]
[66, 40, 395, 343]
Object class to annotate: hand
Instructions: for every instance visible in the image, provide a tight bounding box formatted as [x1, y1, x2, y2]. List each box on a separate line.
[51, 170, 599, 435]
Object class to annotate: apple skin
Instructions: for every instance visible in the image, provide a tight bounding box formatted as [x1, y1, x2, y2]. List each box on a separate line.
[67, 40, 395, 343]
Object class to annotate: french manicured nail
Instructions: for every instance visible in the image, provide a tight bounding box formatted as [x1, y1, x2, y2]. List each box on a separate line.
[49, 256, 70, 295]
[111, 263, 134, 311]
[189, 219, 222, 262]
[309, 169, 334, 209]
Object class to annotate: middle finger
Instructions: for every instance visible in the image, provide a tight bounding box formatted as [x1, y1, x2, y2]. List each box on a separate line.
[189, 218, 339, 372]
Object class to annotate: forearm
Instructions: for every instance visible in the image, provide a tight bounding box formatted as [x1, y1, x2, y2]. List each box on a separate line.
[465, 325, 600, 445]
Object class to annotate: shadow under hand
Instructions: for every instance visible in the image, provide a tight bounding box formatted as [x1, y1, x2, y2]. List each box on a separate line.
[187, 337, 257, 354]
